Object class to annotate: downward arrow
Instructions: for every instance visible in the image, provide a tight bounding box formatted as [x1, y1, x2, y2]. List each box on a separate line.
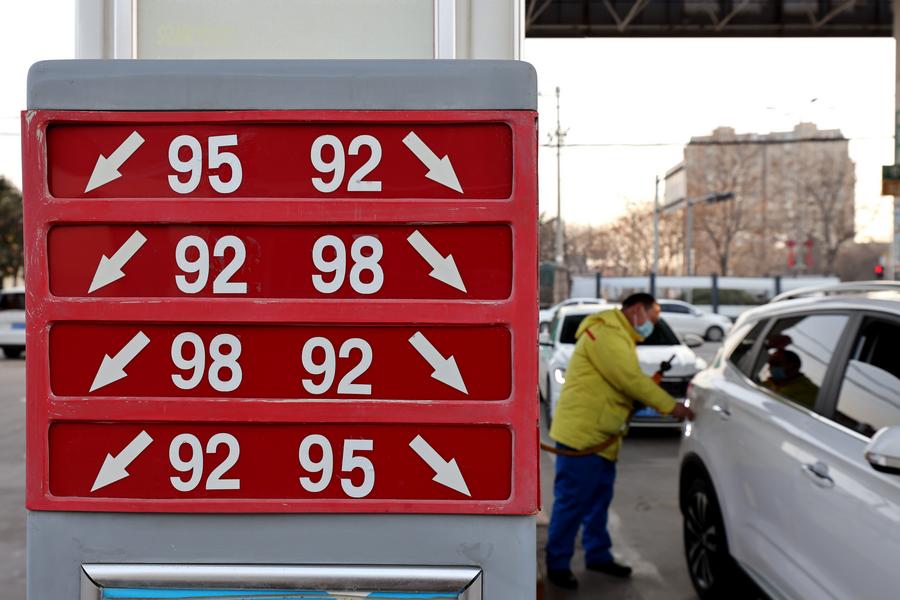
[84, 130, 145, 193]
[88, 230, 147, 293]
[402, 131, 463, 193]
[91, 430, 153, 492]
[408, 331, 468, 394]
[89, 331, 150, 392]
[407, 230, 467, 293]
[409, 435, 471, 496]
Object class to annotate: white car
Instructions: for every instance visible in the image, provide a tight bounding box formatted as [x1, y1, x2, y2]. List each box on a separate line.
[539, 297, 605, 329]
[679, 282, 900, 599]
[0, 287, 25, 358]
[659, 299, 733, 342]
[539, 303, 707, 426]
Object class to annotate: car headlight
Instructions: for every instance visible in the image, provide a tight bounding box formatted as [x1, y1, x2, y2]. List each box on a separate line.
[553, 368, 566, 385]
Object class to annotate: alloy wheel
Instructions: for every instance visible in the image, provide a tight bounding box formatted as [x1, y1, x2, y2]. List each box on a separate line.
[685, 488, 719, 590]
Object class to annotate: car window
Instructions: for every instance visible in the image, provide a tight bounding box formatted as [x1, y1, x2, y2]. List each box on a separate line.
[832, 318, 900, 438]
[0, 293, 25, 311]
[559, 314, 586, 344]
[751, 314, 849, 410]
[637, 318, 681, 346]
[728, 320, 768, 377]
[549, 312, 560, 341]
[661, 303, 690, 314]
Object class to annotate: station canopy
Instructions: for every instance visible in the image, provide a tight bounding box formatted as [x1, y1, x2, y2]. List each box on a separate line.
[525, 0, 892, 37]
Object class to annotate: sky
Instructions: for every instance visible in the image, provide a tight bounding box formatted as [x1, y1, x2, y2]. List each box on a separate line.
[0, 2, 894, 242]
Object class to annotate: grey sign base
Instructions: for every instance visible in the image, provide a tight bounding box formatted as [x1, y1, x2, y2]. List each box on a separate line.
[28, 511, 535, 599]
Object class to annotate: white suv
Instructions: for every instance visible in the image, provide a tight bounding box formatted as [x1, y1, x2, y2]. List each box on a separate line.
[679, 283, 900, 599]
[0, 287, 25, 358]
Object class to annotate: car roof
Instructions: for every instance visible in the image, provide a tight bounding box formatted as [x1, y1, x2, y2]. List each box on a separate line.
[1, 286, 25, 294]
[556, 303, 618, 317]
[736, 291, 900, 327]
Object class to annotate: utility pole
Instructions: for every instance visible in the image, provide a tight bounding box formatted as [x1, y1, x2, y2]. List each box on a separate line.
[553, 86, 566, 266]
[652, 175, 660, 279]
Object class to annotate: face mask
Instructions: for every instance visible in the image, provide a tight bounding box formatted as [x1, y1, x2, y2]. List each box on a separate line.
[635, 320, 655, 338]
[770, 366, 787, 382]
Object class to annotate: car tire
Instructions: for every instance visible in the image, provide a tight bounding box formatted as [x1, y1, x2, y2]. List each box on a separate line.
[2, 346, 23, 359]
[683, 477, 740, 599]
[704, 326, 724, 342]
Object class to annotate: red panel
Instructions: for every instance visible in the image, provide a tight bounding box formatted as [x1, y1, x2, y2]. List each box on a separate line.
[47, 122, 512, 199]
[24, 109, 538, 515]
[48, 224, 512, 299]
[49, 422, 512, 502]
[49, 323, 511, 400]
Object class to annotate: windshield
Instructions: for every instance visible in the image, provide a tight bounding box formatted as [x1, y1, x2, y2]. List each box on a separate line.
[558, 314, 681, 346]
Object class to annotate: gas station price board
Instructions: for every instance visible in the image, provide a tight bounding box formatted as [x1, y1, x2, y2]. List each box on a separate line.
[24, 109, 538, 514]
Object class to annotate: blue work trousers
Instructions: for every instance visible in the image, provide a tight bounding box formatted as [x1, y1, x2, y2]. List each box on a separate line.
[545, 444, 617, 571]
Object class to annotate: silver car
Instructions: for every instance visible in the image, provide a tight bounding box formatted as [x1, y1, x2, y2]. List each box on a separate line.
[0, 287, 25, 359]
[680, 282, 900, 599]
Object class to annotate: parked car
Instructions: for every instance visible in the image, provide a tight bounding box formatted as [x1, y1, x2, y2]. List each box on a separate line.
[0, 286, 25, 358]
[679, 282, 900, 599]
[539, 303, 706, 426]
[658, 299, 733, 342]
[539, 297, 605, 330]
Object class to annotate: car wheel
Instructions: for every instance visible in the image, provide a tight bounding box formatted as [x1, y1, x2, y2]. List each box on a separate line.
[704, 326, 724, 342]
[2, 346, 23, 359]
[683, 477, 739, 599]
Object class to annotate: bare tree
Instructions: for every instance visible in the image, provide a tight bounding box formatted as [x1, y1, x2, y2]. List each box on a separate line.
[797, 151, 856, 274]
[691, 143, 759, 275]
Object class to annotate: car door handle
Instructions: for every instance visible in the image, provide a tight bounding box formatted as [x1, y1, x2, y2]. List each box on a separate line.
[711, 404, 731, 419]
[802, 462, 835, 489]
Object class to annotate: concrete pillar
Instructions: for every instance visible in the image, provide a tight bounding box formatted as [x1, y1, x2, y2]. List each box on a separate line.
[893, 0, 900, 278]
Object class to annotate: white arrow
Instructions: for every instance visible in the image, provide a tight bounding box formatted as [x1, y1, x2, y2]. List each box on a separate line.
[409, 435, 471, 497]
[406, 230, 467, 293]
[84, 130, 145, 193]
[91, 430, 153, 492]
[89, 331, 151, 393]
[402, 131, 463, 193]
[88, 230, 147, 293]
[408, 331, 468, 394]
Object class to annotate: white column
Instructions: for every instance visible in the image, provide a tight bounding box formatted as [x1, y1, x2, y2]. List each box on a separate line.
[892, 0, 900, 278]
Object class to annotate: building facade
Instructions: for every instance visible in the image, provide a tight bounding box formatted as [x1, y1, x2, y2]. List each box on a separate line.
[665, 123, 856, 276]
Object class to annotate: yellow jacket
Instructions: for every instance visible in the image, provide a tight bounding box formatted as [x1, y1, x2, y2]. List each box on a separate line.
[549, 309, 677, 461]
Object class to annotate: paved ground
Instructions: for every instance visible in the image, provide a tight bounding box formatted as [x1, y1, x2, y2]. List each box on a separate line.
[0, 344, 724, 600]
[0, 356, 26, 600]
[537, 418, 698, 599]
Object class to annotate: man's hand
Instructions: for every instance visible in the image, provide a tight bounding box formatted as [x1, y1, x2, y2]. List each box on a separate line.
[670, 403, 696, 421]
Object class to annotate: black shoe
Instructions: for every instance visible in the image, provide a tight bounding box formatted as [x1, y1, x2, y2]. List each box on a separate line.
[586, 560, 633, 578]
[547, 569, 579, 590]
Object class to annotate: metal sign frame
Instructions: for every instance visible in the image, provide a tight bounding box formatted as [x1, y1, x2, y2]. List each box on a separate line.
[80, 564, 483, 599]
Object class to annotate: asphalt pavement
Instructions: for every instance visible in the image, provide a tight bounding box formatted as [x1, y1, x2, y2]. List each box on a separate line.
[0, 344, 723, 600]
[537, 342, 722, 600]
[0, 356, 26, 600]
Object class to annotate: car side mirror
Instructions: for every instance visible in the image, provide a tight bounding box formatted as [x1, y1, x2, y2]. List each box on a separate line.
[539, 331, 552, 346]
[865, 427, 900, 475]
[683, 333, 704, 349]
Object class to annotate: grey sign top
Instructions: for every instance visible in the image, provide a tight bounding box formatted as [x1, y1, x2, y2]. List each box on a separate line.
[27, 60, 537, 111]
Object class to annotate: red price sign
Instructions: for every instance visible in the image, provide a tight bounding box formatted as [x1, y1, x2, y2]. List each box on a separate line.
[47, 122, 512, 199]
[48, 224, 512, 299]
[50, 423, 512, 505]
[50, 323, 511, 400]
[24, 109, 537, 514]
